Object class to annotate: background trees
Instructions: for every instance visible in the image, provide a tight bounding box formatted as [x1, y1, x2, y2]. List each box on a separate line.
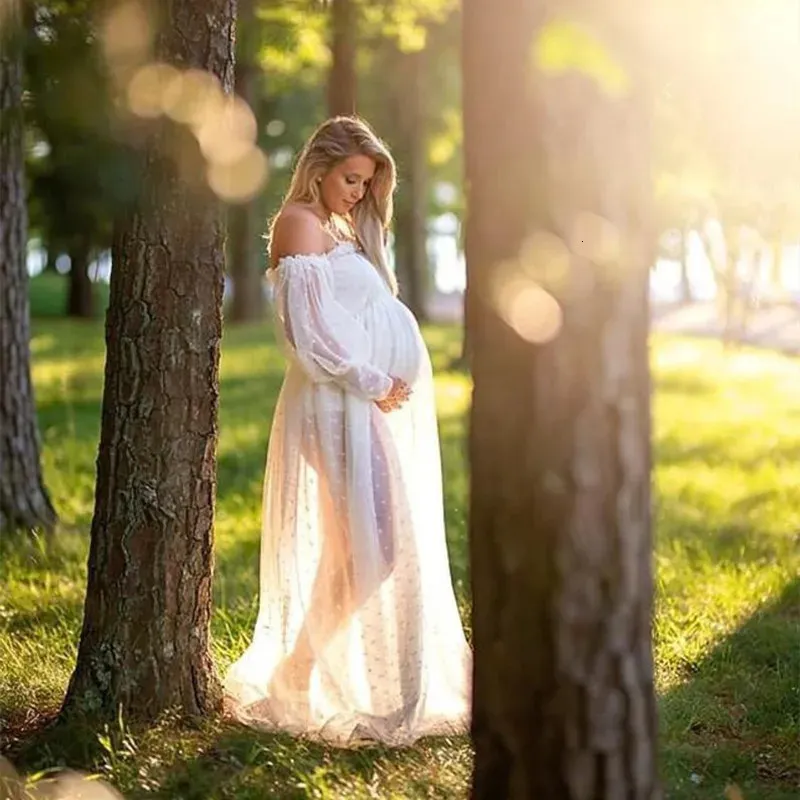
[0, 0, 56, 533]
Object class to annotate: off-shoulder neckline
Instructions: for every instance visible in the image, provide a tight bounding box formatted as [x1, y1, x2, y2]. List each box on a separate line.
[272, 240, 358, 270]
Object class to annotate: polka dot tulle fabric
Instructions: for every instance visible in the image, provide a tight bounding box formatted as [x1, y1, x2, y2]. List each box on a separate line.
[224, 243, 471, 746]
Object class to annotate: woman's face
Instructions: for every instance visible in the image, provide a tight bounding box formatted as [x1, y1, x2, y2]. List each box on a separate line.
[319, 154, 376, 216]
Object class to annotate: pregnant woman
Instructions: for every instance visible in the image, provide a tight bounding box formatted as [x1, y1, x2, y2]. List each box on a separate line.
[224, 116, 471, 746]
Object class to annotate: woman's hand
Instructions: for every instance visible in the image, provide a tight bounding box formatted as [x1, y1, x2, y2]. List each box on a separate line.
[376, 377, 412, 413]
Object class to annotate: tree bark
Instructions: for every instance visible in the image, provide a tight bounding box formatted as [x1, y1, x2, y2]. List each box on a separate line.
[327, 0, 357, 116]
[227, 0, 265, 324]
[463, 2, 659, 798]
[391, 46, 429, 320]
[66, 238, 94, 318]
[0, 1, 57, 534]
[61, 0, 235, 723]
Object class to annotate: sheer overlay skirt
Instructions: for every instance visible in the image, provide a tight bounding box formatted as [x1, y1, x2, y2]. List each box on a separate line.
[224, 359, 471, 746]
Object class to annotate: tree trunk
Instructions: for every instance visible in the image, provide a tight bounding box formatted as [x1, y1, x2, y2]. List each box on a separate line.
[698, 224, 718, 292]
[228, 200, 265, 322]
[391, 46, 429, 320]
[463, 2, 659, 798]
[227, 0, 265, 324]
[769, 240, 782, 290]
[678, 226, 692, 303]
[61, 0, 235, 723]
[719, 224, 741, 348]
[0, 1, 57, 534]
[44, 244, 58, 273]
[66, 238, 94, 318]
[328, 0, 357, 116]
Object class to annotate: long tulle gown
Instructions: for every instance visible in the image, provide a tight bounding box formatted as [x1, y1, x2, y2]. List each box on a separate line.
[224, 240, 472, 746]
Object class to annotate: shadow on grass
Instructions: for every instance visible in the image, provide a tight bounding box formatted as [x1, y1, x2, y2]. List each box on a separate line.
[655, 371, 720, 398]
[657, 431, 800, 471]
[6, 707, 470, 800]
[655, 498, 793, 566]
[659, 577, 800, 800]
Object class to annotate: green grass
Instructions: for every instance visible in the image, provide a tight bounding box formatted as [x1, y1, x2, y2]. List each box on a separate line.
[1, 275, 798, 798]
[26, 271, 110, 319]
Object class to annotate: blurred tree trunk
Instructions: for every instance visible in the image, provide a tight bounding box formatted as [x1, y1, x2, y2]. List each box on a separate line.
[463, 2, 659, 798]
[453, 287, 471, 369]
[0, 1, 57, 534]
[227, 0, 265, 323]
[719, 223, 741, 348]
[391, 46, 428, 320]
[67, 238, 94, 318]
[769, 240, 782, 290]
[328, 0, 357, 116]
[61, 0, 234, 723]
[44, 244, 58, 273]
[678, 226, 692, 303]
[699, 224, 718, 291]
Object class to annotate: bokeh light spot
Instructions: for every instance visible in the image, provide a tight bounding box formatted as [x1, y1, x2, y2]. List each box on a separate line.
[519, 229, 571, 290]
[127, 62, 180, 118]
[266, 119, 286, 137]
[492, 270, 563, 345]
[196, 96, 258, 166]
[162, 69, 224, 128]
[506, 283, 563, 344]
[101, 0, 152, 76]
[208, 147, 268, 203]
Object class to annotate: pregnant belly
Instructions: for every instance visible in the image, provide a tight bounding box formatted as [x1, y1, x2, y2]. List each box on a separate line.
[366, 300, 426, 386]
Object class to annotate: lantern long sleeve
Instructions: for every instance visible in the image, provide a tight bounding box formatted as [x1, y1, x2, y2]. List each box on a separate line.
[275, 253, 393, 401]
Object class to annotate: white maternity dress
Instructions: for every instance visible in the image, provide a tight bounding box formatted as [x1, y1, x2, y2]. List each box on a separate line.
[224, 241, 471, 746]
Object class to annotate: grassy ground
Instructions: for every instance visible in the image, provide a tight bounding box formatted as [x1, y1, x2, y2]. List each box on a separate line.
[0, 276, 798, 798]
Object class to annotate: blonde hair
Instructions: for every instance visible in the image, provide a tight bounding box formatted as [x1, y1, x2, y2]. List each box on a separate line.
[268, 116, 398, 294]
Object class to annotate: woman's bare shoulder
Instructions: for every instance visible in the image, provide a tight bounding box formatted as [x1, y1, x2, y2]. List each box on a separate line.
[271, 204, 330, 264]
